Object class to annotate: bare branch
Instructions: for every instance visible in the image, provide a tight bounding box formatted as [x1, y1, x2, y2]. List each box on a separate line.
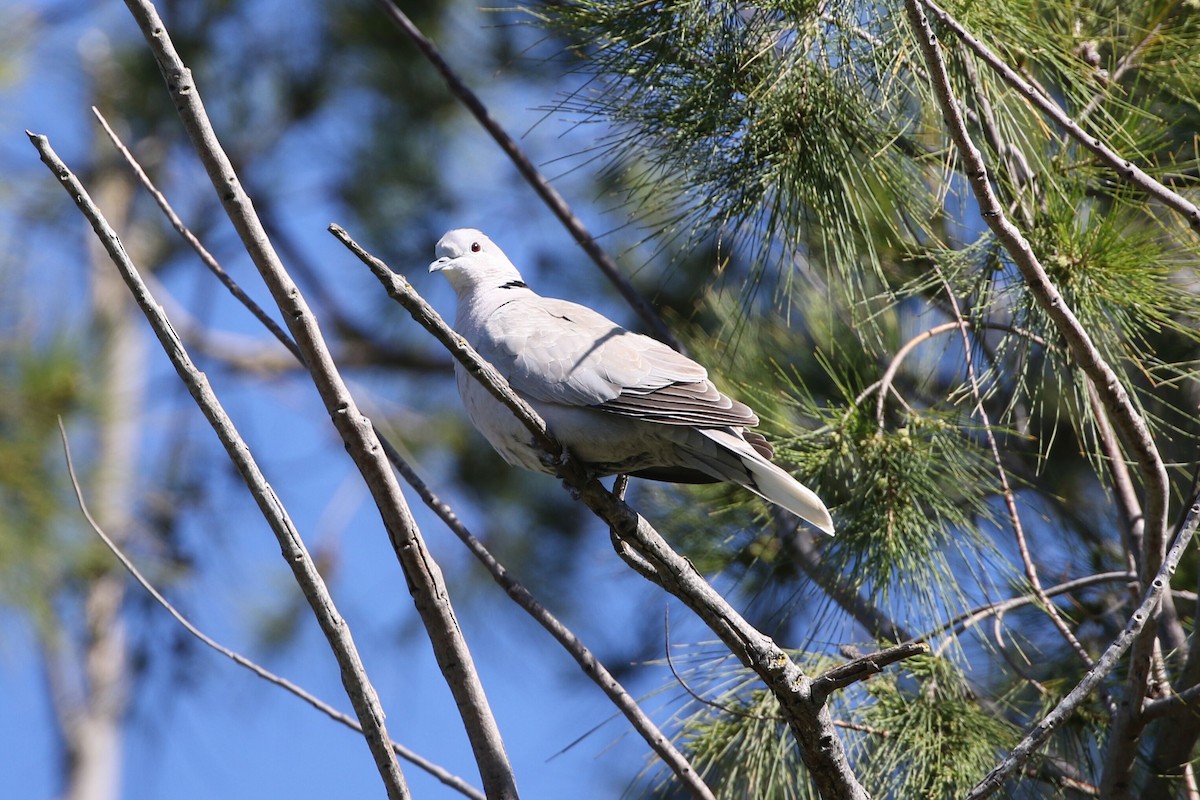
[332, 224, 871, 800]
[28, 130, 412, 800]
[90, 107, 301, 364]
[1144, 679, 1200, 722]
[114, 2, 518, 795]
[91, 111, 451, 381]
[874, 320, 968, 427]
[57, 421, 483, 800]
[372, 0, 682, 350]
[811, 642, 931, 704]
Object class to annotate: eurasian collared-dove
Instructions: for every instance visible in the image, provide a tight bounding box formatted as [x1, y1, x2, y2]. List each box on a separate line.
[430, 228, 834, 534]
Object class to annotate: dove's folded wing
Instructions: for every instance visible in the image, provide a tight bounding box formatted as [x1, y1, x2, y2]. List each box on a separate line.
[484, 297, 758, 429]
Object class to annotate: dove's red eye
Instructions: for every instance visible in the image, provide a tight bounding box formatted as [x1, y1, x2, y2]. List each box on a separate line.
[471, 242, 482, 252]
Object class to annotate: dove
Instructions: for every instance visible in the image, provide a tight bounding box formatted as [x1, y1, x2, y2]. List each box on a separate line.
[429, 228, 834, 534]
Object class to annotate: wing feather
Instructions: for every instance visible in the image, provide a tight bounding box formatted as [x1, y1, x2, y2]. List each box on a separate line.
[481, 296, 758, 430]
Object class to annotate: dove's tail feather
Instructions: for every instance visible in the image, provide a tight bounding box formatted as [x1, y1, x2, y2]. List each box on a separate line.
[740, 455, 835, 534]
[698, 429, 835, 535]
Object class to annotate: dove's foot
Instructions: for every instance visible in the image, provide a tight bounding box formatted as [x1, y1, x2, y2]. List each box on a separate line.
[537, 444, 572, 473]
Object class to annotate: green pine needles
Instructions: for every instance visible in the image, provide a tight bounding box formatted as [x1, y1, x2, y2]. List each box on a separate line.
[536, 0, 1200, 796]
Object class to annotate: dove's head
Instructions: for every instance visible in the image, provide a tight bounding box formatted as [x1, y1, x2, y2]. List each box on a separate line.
[430, 228, 525, 297]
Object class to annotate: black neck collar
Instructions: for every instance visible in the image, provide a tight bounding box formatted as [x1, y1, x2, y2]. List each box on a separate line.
[498, 280, 528, 290]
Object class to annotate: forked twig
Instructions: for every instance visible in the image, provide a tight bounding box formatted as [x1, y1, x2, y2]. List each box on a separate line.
[811, 642, 931, 704]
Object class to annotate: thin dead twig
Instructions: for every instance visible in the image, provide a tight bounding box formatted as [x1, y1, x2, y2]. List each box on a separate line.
[57, 420, 484, 800]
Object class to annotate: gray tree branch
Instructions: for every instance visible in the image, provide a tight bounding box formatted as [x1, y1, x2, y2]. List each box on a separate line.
[115, 2, 518, 796]
[811, 642, 930, 704]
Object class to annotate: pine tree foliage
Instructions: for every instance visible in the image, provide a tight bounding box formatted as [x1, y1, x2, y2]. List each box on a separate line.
[861, 655, 1019, 798]
[537, 0, 1200, 795]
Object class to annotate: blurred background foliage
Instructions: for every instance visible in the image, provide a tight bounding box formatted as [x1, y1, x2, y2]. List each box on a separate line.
[3, 0, 1200, 798]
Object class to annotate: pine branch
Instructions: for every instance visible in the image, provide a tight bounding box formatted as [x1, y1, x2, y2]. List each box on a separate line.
[334, 225, 872, 800]
[28, 131, 412, 800]
[920, 0, 1200, 233]
[903, 4, 1175, 793]
[371, 0, 681, 351]
[58, 422, 485, 799]
[113, 2, 519, 796]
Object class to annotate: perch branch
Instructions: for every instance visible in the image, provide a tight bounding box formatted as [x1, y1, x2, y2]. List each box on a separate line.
[332, 224, 872, 800]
